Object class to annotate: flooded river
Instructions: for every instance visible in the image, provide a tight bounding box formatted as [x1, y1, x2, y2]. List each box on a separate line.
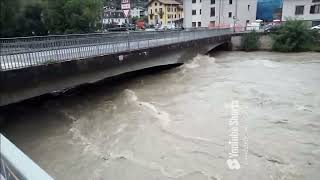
[1, 51, 320, 180]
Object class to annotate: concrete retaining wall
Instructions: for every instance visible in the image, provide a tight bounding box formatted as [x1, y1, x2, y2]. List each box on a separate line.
[0, 35, 231, 106]
[231, 33, 273, 51]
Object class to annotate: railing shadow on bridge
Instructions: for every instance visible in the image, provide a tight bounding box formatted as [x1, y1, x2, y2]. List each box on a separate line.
[0, 28, 231, 71]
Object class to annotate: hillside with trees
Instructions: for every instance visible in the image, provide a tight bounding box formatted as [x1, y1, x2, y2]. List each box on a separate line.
[0, 0, 152, 37]
[0, 0, 103, 37]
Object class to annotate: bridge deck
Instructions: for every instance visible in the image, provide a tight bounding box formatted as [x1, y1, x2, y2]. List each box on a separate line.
[0, 29, 231, 71]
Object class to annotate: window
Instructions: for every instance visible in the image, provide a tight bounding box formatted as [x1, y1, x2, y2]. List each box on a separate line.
[151, 9, 153, 14]
[210, 7, 215, 16]
[168, 7, 170, 12]
[168, 14, 170, 19]
[159, 8, 163, 12]
[312, 0, 320, 2]
[160, 3, 162, 6]
[210, 21, 216, 26]
[200, 9, 202, 15]
[198, 22, 201, 27]
[200, 0, 202, 2]
[155, 2, 157, 6]
[310, 4, 320, 14]
[246, 20, 250, 24]
[192, 22, 196, 27]
[192, 0, 196, 3]
[295, 6, 304, 15]
[229, 0, 232, 4]
[175, 14, 177, 18]
[248, 5, 250, 11]
[228, 12, 232, 18]
[192, 10, 197, 15]
[155, 8, 157, 13]
[211, 0, 215, 4]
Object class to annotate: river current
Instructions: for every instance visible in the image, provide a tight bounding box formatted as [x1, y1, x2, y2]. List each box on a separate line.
[1, 51, 320, 180]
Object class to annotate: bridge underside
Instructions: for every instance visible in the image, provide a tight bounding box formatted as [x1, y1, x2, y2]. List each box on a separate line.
[0, 35, 231, 106]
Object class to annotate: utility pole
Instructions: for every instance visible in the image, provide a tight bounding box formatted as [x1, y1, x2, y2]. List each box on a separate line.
[101, 6, 104, 32]
[121, 0, 131, 50]
[219, 0, 222, 27]
[233, 0, 238, 32]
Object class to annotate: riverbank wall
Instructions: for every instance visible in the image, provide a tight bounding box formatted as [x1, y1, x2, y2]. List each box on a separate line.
[231, 33, 273, 51]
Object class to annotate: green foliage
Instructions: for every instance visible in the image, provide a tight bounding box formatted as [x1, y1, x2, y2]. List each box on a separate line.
[45, 0, 103, 34]
[0, 0, 103, 37]
[240, 31, 261, 51]
[310, 30, 320, 52]
[16, 3, 48, 37]
[271, 19, 318, 52]
[132, 16, 140, 24]
[0, 0, 21, 37]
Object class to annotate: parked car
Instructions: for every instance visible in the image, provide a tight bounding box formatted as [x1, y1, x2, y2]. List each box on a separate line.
[311, 25, 320, 30]
[264, 24, 280, 33]
[145, 28, 156, 32]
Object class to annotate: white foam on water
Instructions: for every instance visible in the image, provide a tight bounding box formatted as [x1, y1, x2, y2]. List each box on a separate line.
[251, 60, 280, 68]
[123, 89, 172, 128]
[182, 54, 216, 69]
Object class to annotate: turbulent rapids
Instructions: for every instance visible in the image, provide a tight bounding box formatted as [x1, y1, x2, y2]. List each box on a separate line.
[1, 52, 320, 180]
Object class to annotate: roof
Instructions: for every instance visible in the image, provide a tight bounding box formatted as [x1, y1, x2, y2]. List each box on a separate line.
[147, 0, 181, 7]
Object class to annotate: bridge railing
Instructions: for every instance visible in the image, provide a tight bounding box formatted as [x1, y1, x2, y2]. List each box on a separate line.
[0, 28, 231, 71]
[0, 134, 54, 180]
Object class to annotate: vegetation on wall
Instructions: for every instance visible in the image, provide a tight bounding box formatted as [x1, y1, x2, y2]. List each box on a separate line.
[271, 19, 320, 52]
[240, 31, 261, 51]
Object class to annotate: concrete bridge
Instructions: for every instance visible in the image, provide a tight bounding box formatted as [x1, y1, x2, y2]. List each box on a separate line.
[0, 28, 232, 106]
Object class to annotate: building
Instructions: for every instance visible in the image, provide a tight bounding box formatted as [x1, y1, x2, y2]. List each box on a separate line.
[282, 0, 320, 26]
[184, 0, 257, 28]
[147, 0, 184, 28]
[131, 7, 147, 18]
[103, 7, 128, 26]
[257, 0, 283, 21]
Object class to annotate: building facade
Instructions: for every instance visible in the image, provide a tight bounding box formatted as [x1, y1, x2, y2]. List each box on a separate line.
[147, 0, 184, 28]
[282, 0, 320, 26]
[103, 8, 127, 26]
[184, 0, 257, 28]
[257, 0, 283, 21]
[131, 7, 147, 18]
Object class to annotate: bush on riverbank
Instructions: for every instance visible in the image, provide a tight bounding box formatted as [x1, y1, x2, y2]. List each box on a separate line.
[310, 30, 320, 52]
[240, 31, 260, 51]
[272, 20, 320, 52]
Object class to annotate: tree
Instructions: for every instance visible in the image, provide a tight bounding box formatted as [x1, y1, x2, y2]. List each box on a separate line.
[0, 0, 21, 37]
[15, 3, 48, 37]
[44, 0, 103, 34]
[44, 0, 68, 34]
[272, 19, 315, 52]
[1, 0, 105, 37]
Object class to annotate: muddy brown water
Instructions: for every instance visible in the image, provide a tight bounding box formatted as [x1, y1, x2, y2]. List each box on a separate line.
[1, 51, 320, 180]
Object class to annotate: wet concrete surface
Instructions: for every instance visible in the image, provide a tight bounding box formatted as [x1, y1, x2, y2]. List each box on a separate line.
[1, 51, 320, 180]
